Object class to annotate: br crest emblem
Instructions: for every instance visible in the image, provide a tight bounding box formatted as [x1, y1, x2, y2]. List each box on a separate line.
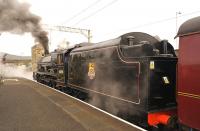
[88, 63, 95, 79]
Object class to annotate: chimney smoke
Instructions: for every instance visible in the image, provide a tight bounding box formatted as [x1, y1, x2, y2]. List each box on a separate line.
[0, 0, 49, 54]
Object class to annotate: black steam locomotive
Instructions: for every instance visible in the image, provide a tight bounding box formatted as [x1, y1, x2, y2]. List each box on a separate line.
[35, 32, 177, 129]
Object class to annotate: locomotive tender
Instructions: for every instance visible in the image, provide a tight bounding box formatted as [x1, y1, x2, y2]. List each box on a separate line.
[35, 16, 200, 131]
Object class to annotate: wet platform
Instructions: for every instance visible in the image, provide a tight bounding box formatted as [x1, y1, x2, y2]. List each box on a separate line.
[0, 78, 145, 131]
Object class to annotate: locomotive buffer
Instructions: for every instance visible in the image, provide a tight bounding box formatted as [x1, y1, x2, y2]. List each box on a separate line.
[0, 78, 144, 131]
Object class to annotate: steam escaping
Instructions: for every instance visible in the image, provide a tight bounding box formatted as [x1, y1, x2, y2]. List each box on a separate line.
[0, 63, 32, 80]
[0, 0, 49, 54]
[82, 47, 142, 116]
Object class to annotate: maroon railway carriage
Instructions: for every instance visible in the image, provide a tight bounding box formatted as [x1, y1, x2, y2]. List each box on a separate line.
[176, 16, 200, 130]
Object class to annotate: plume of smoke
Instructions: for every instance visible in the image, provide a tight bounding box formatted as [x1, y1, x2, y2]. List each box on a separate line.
[0, 0, 49, 54]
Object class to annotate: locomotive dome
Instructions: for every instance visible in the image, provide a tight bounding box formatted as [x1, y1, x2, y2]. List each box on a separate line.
[176, 16, 200, 37]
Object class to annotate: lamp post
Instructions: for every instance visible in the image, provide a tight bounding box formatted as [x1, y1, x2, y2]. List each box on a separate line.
[176, 11, 181, 33]
[176, 11, 181, 45]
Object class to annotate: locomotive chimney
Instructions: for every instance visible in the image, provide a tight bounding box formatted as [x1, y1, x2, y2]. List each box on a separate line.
[126, 36, 135, 46]
[162, 40, 168, 54]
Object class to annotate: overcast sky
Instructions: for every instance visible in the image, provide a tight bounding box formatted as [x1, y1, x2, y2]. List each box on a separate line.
[1, 0, 200, 56]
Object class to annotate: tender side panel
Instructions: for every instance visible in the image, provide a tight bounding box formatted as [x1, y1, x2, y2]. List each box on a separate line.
[68, 47, 141, 104]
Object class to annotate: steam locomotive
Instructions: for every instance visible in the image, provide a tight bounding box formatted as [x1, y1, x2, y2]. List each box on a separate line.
[34, 16, 200, 131]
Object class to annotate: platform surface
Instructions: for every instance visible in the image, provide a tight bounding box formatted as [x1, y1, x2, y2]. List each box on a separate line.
[0, 78, 143, 131]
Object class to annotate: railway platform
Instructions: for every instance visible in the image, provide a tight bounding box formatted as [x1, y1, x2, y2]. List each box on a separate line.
[0, 78, 144, 131]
